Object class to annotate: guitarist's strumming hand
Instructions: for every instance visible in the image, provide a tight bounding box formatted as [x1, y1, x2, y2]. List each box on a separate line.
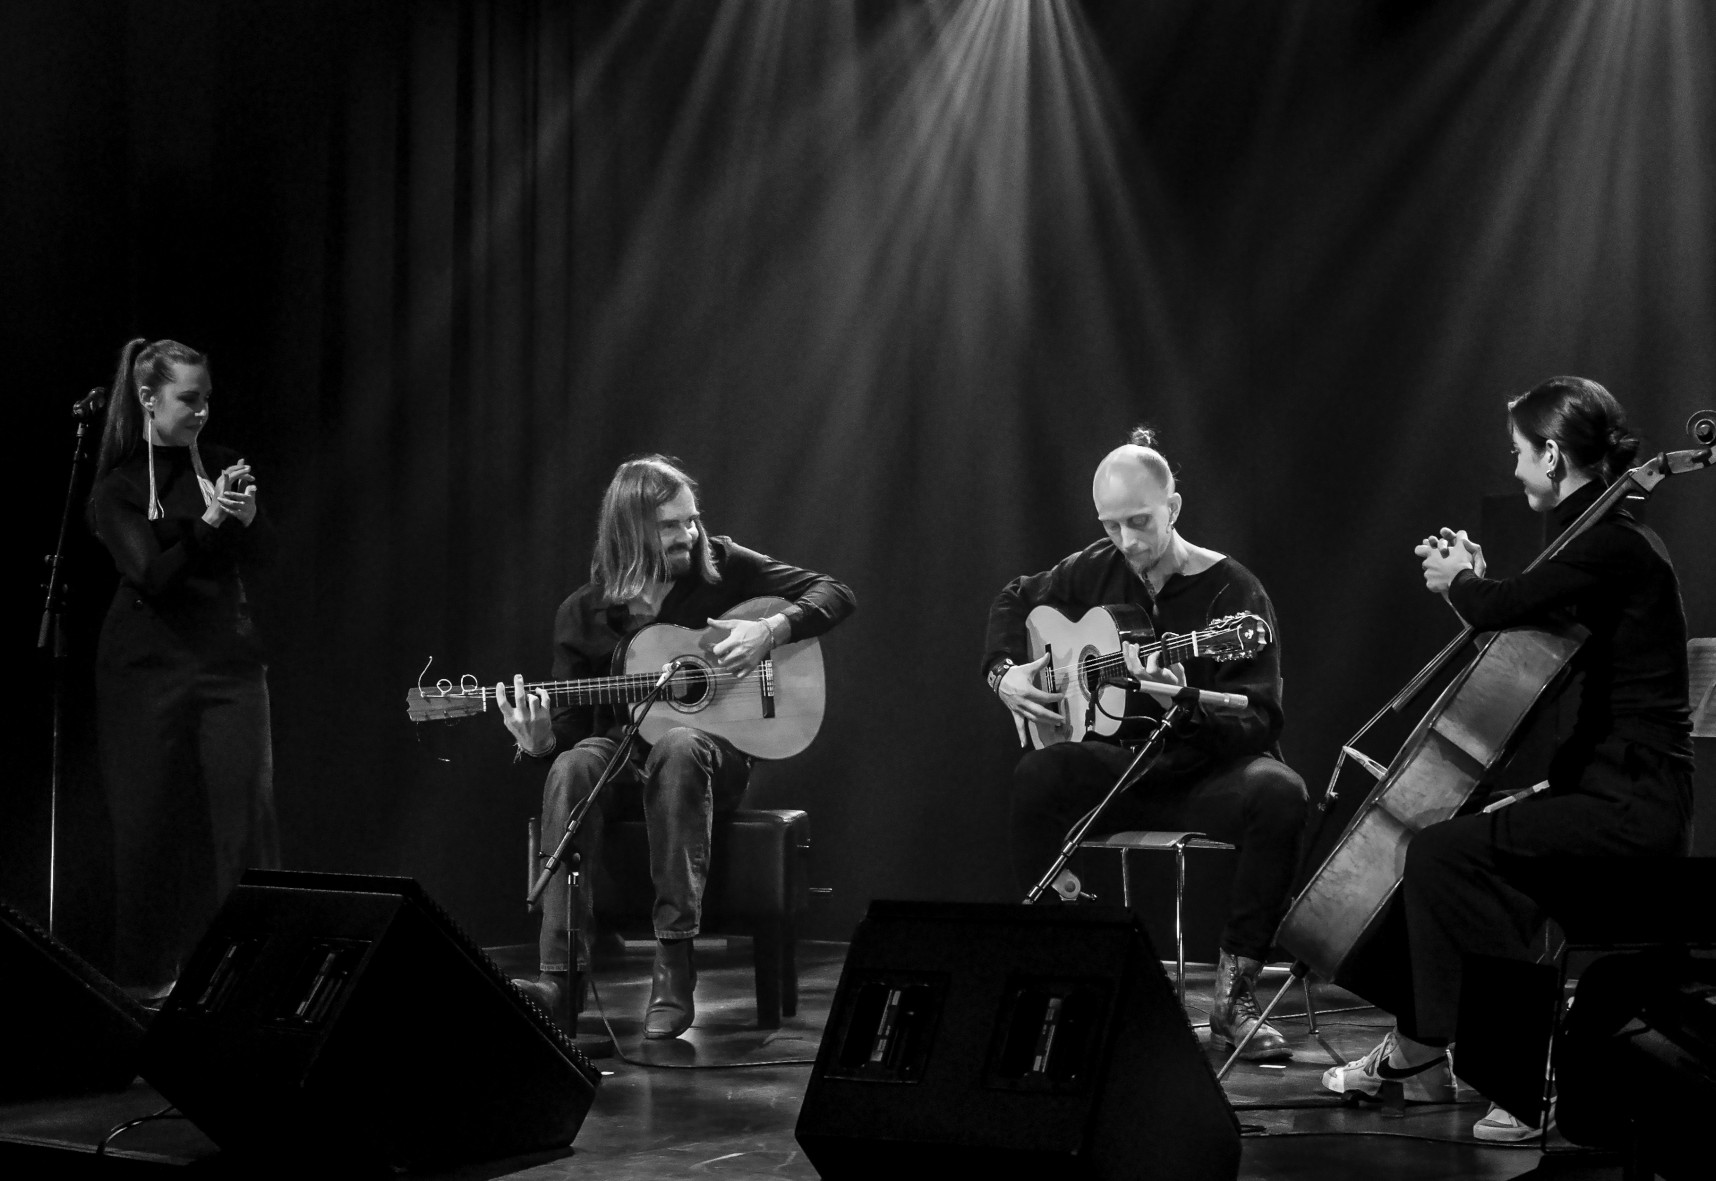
[997, 652, 1065, 745]
[709, 614, 788, 679]
[496, 673, 555, 758]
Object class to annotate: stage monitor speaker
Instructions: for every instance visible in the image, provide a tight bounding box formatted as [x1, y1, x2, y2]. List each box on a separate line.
[0, 897, 150, 1099]
[1557, 948, 1716, 1181]
[139, 870, 600, 1172]
[795, 901, 1240, 1181]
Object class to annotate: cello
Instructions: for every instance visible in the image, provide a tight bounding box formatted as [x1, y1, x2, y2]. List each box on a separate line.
[1274, 425, 1715, 1005]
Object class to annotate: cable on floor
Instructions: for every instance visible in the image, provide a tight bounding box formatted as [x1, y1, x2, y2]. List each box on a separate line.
[96, 1104, 185, 1158]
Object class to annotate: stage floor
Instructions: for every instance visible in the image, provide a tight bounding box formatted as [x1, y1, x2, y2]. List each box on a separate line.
[0, 939, 1632, 1179]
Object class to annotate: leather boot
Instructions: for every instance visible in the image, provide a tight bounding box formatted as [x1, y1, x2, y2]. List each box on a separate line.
[644, 939, 697, 1040]
[513, 970, 585, 1036]
[1209, 950, 1291, 1062]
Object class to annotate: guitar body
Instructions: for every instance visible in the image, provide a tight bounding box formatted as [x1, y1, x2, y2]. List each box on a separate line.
[626, 596, 825, 760]
[1025, 604, 1153, 749]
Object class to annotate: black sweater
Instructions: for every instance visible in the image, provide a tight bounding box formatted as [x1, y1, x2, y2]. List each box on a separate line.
[90, 442, 276, 665]
[984, 540, 1285, 784]
[549, 536, 856, 748]
[1448, 480, 1693, 765]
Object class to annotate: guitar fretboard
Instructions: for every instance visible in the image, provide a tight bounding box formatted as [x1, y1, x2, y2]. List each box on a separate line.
[437, 665, 759, 707]
[1046, 627, 1233, 686]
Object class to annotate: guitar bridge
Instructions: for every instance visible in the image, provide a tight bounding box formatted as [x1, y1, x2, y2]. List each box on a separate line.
[758, 656, 776, 718]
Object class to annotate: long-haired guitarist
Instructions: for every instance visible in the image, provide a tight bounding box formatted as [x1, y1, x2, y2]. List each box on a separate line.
[1324, 378, 1697, 1143]
[495, 455, 854, 1039]
[983, 427, 1307, 1061]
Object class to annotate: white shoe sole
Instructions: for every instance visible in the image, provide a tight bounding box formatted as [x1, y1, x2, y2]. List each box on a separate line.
[1321, 1062, 1454, 1104]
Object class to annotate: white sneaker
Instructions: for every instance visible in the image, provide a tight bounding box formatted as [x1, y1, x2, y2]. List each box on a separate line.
[1473, 1100, 1554, 1144]
[1320, 1030, 1455, 1103]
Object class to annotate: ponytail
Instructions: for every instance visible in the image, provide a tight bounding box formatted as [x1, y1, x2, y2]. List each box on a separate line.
[87, 337, 210, 530]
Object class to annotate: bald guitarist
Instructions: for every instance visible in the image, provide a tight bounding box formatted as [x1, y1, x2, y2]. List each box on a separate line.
[983, 428, 1307, 1061]
[497, 455, 854, 1040]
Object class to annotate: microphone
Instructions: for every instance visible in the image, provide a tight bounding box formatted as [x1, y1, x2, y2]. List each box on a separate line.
[652, 659, 683, 693]
[72, 387, 107, 421]
[1128, 677, 1252, 715]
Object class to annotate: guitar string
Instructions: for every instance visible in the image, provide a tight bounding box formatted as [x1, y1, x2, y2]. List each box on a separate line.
[429, 668, 761, 703]
[420, 621, 1255, 701]
[1039, 628, 1247, 684]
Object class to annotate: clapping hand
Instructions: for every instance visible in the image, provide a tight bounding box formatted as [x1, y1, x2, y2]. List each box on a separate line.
[210, 460, 258, 527]
[1415, 526, 1485, 595]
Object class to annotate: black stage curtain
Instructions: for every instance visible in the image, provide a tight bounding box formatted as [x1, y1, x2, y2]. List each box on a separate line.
[6, 0, 1714, 965]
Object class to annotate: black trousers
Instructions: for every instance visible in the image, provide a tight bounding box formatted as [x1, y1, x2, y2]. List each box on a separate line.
[1011, 740, 1308, 961]
[96, 653, 279, 988]
[1399, 736, 1691, 1043]
[537, 728, 750, 972]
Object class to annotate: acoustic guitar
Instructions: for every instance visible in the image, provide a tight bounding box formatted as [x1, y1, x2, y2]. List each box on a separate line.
[1023, 605, 1272, 749]
[406, 596, 825, 760]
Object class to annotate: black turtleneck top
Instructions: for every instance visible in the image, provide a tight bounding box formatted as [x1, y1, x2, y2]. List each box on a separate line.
[90, 442, 277, 664]
[1448, 479, 1693, 765]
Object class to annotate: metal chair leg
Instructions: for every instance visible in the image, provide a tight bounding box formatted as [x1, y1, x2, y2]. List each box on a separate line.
[1299, 972, 1343, 1066]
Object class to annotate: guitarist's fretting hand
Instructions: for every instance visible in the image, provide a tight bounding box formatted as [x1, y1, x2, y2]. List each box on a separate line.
[496, 674, 555, 758]
[997, 652, 1065, 745]
[1123, 645, 1187, 689]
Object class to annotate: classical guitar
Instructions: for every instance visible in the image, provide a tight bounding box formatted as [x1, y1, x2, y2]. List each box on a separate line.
[406, 596, 825, 760]
[1024, 605, 1272, 749]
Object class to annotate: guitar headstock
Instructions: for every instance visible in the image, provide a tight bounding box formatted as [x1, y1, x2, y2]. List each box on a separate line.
[406, 683, 488, 723]
[1204, 611, 1273, 663]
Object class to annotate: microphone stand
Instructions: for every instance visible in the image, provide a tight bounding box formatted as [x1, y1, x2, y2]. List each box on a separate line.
[1023, 705, 1183, 905]
[38, 391, 105, 934]
[526, 662, 681, 911]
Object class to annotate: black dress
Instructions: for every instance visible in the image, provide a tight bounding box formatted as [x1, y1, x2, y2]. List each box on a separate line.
[90, 442, 281, 988]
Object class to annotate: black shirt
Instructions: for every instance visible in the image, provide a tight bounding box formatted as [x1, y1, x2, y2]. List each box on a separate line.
[1448, 480, 1693, 765]
[548, 535, 856, 748]
[984, 540, 1285, 784]
[90, 442, 276, 665]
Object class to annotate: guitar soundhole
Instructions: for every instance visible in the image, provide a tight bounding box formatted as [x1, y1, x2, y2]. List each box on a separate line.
[669, 659, 713, 711]
[1077, 646, 1103, 697]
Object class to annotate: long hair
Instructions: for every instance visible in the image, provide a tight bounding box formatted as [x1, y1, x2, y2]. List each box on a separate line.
[1507, 376, 1640, 485]
[590, 455, 720, 603]
[87, 338, 210, 528]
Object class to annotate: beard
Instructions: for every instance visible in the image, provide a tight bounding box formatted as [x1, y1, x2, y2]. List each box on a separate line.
[663, 544, 694, 578]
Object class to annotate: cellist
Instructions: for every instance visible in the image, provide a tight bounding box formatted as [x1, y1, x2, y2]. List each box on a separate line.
[1322, 377, 1696, 1143]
